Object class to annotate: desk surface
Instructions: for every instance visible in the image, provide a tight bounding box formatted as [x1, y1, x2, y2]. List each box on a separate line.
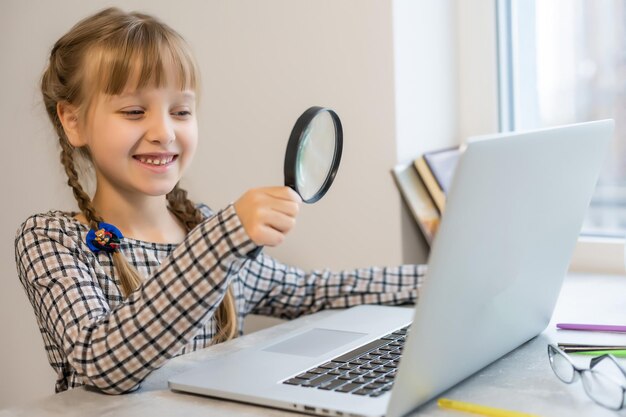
[2, 273, 626, 417]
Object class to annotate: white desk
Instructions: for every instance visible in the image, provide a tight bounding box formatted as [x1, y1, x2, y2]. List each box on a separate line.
[2, 273, 626, 417]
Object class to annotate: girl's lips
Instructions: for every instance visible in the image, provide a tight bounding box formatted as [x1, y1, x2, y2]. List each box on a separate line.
[132, 154, 178, 172]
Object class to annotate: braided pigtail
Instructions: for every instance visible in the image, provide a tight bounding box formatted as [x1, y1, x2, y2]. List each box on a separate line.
[58, 138, 143, 297]
[167, 184, 238, 343]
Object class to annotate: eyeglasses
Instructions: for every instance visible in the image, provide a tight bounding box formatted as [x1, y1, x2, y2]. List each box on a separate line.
[548, 344, 626, 410]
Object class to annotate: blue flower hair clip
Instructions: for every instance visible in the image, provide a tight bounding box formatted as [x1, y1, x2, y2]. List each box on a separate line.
[86, 222, 123, 254]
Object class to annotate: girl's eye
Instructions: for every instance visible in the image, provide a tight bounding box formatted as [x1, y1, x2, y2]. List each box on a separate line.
[172, 110, 192, 118]
[120, 110, 144, 119]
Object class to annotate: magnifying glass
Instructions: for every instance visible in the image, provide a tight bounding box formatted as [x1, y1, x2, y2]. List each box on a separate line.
[245, 107, 343, 258]
[284, 106, 343, 203]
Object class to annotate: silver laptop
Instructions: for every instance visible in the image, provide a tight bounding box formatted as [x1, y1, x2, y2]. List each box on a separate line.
[169, 120, 613, 417]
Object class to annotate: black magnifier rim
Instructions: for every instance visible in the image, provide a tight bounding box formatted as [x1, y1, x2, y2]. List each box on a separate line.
[284, 106, 343, 204]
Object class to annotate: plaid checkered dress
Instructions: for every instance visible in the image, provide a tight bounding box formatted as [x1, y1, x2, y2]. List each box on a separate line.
[14, 203, 426, 395]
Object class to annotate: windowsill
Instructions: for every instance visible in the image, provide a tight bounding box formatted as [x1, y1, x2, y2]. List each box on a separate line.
[569, 235, 625, 275]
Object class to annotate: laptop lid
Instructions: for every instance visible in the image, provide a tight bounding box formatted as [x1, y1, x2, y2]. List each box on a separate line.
[387, 119, 614, 417]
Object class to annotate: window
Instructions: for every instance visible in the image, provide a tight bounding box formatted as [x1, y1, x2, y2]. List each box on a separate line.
[498, 0, 626, 239]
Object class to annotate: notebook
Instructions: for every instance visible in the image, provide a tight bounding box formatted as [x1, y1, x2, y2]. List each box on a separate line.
[169, 120, 614, 417]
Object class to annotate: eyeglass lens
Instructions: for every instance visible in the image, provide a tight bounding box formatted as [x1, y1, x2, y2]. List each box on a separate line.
[581, 370, 624, 410]
[549, 346, 576, 383]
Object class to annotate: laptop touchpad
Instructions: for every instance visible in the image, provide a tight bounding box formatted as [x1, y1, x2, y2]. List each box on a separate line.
[263, 328, 367, 357]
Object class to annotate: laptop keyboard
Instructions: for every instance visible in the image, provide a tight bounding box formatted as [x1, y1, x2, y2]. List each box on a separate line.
[282, 325, 409, 397]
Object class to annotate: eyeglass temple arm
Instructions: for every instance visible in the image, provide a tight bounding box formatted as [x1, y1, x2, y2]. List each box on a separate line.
[590, 354, 626, 379]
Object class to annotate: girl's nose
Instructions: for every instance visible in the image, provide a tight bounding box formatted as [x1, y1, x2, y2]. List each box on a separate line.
[145, 113, 175, 144]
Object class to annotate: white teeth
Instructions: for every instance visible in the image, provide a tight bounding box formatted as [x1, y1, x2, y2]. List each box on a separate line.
[137, 156, 174, 165]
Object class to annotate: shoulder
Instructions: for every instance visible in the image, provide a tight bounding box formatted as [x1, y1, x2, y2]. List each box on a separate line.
[15, 210, 86, 250]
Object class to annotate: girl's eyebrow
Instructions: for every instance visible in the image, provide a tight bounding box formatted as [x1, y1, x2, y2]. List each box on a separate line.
[113, 90, 196, 101]
[108, 91, 139, 101]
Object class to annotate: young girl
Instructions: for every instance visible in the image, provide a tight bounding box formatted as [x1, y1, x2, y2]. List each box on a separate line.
[14, 7, 426, 395]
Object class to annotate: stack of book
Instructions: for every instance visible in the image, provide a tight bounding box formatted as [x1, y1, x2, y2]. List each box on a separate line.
[392, 146, 462, 246]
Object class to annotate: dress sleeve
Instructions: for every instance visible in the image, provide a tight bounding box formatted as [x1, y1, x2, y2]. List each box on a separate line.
[240, 253, 427, 319]
[14, 204, 257, 394]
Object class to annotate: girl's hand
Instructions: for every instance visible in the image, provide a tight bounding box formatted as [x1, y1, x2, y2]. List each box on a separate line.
[234, 187, 302, 247]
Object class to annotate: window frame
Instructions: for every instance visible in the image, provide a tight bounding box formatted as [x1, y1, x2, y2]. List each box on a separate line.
[480, 0, 625, 273]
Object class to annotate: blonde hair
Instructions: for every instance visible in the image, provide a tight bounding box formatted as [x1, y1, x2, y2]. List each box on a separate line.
[40, 7, 237, 343]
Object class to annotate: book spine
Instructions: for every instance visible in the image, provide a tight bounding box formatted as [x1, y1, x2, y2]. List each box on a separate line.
[414, 157, 446, 213]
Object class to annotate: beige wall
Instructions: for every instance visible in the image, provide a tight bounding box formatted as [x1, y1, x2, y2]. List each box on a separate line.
[0, 0, 466, 408]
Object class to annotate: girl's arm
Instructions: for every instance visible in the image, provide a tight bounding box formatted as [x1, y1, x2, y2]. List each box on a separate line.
[15, 205, 256, 394]
[239, 254, 427, 319]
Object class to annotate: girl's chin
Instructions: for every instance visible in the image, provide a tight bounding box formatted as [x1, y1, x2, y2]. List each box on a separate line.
[138, 182, 182, 197]
[144, 189, 178, 197]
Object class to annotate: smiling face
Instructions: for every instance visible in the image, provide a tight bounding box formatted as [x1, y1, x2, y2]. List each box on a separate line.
[81, 86, 198, 198]
[56, 19, 201, 203]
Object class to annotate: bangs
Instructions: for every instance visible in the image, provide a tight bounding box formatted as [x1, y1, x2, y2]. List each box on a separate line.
[83, 20, 198, 97]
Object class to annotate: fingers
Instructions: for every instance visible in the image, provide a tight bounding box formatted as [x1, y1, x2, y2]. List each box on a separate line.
[272, 197, 300, 218]
[265, 186, 302, 203]
[233, 187, 302, 247]
[257, 224, 288, 247]
[264, 208, 296, 234]
[266, 187, 301, 217]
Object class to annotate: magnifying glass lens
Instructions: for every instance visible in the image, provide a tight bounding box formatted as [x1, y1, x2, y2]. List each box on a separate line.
[296, 112, 337, 201]
[284, 106, 343, 204]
